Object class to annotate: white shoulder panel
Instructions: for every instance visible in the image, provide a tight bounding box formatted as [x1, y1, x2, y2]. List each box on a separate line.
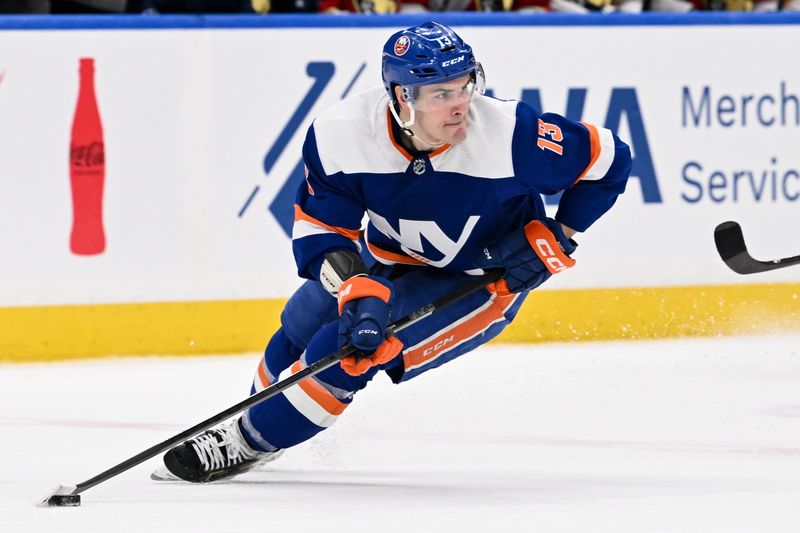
[312, 89, 519, 179]
[312, 87, 407, 176]
[431, 95, 518, 179]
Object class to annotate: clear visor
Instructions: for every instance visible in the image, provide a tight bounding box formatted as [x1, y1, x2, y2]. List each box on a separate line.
[402, 63, 486, 112]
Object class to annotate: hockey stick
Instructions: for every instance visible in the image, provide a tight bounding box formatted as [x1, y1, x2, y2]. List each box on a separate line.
[714, 221, 800, 274]
[41, 268, 505, 507]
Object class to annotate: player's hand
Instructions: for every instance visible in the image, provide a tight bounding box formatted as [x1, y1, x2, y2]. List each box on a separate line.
[474, 218, 577, 293]
[337, 275, 404, 375]
[340, 336, 403, 376]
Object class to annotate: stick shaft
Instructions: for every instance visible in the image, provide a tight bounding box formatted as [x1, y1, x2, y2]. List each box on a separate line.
[70, 269, 504, 495]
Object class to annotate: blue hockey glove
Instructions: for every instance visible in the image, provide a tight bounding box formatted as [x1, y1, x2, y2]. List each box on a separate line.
[336, 275, 395, 354]
[474, 218, 577, 293]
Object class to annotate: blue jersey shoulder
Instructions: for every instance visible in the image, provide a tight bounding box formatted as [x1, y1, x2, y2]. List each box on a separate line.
[512, 101, 593, 195]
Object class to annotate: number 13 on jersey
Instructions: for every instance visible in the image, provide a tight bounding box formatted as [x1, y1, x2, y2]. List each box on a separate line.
[537, 119, 564, 156]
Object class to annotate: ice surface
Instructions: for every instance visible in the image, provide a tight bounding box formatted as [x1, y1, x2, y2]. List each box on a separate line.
[3, 335, 800, 532]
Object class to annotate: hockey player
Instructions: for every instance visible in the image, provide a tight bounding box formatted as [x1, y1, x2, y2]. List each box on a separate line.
[158, 21, 632, 483]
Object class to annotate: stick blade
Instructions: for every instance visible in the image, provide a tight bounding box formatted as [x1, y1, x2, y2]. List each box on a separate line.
[38, 485, 81, 508]
[714, 221, 746, 262]
[714, 221, 758, 275]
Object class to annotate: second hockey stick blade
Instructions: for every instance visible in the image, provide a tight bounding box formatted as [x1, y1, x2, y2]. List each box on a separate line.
[714, 221, 800, 274]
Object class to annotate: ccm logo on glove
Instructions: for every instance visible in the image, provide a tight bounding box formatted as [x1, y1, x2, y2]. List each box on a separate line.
[473, 217, 577, 293]
[524, 220, 576, 274]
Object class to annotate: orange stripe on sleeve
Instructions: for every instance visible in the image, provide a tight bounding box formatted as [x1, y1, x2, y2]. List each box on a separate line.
[293, 204, 361, 241]
[576, 122, 601, 184]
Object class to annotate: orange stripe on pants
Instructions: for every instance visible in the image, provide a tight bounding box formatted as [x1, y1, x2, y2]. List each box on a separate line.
[403, 281, 518, 371]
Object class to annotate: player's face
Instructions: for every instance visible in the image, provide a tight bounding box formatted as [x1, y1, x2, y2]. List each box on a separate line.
[412, 75, 474, 145]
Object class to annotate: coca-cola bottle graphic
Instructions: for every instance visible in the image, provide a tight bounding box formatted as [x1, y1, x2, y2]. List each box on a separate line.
[69, 57, 106, 255]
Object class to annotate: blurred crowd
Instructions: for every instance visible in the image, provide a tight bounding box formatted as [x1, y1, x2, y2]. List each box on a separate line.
[0, 0, 797, 14]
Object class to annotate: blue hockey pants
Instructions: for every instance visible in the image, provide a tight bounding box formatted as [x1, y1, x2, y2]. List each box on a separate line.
[240, 265, 527, 452]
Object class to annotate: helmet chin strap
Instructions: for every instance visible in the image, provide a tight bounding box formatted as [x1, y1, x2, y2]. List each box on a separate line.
[389, 102, 447, 151]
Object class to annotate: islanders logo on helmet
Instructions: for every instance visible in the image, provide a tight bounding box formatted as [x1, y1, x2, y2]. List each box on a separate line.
[394, 35, 410, 56]
[382, 22, 480, 103]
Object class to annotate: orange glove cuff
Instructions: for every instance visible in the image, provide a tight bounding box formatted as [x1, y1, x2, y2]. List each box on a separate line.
[337, 276, 392, 315]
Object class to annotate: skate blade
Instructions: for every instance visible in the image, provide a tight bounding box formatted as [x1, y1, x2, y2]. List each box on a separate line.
[150, 466, 180, 482]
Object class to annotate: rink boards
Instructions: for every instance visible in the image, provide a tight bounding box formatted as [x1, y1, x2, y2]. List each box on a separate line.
[1, 14, 800, 361]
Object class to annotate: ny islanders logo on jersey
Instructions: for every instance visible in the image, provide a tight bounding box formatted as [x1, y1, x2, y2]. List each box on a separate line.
[368, 209, 480, 268]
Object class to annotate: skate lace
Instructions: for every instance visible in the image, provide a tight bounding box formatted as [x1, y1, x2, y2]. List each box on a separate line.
[190, 423, 261, 472]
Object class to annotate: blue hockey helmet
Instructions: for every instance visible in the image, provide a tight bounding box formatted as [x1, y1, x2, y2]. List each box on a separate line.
[382, 21, 484, 106]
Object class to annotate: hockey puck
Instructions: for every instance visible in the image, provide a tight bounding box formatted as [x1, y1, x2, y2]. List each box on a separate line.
[47, 494, 81, 507]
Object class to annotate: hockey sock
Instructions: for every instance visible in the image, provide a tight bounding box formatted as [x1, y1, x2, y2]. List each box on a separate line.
[242, 322, 379, 450]
[250, 328, 304, 395]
